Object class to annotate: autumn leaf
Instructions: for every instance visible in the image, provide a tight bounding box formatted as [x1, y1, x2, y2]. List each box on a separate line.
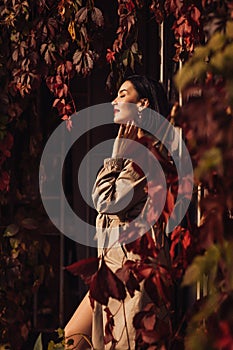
[75, 7, 88, 24]
[106, 49, 116, 64]
[116, 260, 140, 297]
[170, 226, 191, 260]
[68, 20, 76, 40]
[91, 7, 104, 27]
[4, 224, 19, 237]
[125, 232, 158, 259]
[90, 257, 126, 305]
[21, 218, 38, 230]
[73, 49, 83, 66]
[104, 307, 116, 345]
[144, 267, 173, 308]
[65, 257, 100, 285]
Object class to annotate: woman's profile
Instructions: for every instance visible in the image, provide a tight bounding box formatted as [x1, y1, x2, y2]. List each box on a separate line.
[65, 75, 172, 350]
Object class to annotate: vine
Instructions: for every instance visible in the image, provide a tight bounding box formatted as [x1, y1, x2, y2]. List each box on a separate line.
[0, 0, 233, 349]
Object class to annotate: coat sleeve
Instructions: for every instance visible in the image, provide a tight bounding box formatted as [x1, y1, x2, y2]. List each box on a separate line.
[92, 158, 147, 216]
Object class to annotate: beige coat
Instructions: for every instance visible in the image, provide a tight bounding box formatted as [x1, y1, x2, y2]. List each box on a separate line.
[91, 157, 153, 350]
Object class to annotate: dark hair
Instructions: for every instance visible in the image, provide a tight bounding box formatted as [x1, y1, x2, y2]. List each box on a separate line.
[123, 75, 169, 117]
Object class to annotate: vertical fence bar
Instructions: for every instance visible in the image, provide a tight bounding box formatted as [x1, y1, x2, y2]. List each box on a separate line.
[59, 126, 65, 326]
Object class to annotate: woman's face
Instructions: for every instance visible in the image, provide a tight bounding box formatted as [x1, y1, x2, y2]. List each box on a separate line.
[112, 80, 140, 124]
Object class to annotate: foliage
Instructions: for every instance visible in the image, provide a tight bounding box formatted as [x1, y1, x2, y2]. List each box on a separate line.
[173, 14, 233, 350]
[0, 0, 232, 349]
[64, 2, 233, 350]
[0, 0, 104, 200]
[65, 142, 193, 350]
[33, 328, 93, 350]
[0, 214, 53, 350]
[0, 1, 104, 345]
[105, 0, 225, 92]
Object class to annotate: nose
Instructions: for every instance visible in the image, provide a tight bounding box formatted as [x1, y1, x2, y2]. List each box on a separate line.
[111, 96, 118, 105]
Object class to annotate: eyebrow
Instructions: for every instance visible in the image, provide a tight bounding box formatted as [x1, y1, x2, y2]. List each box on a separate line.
[118, 88, 128, 94]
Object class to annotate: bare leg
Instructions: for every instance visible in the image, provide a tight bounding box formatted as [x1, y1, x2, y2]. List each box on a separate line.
[64, 292, 93, 350]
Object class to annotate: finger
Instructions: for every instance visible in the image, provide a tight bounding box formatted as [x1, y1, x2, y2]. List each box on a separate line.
[125, 120, 134, 133]
[117, 124, 125, 138]
[127, 121, 136, 134]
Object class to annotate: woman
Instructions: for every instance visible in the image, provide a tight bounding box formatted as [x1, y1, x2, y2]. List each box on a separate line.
[65, 75, 171, 350]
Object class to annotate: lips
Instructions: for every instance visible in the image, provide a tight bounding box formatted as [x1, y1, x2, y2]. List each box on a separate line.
[114, 108, 120, 114]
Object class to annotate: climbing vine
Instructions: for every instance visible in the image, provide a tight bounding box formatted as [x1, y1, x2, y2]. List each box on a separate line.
[0, 1, 233, 349]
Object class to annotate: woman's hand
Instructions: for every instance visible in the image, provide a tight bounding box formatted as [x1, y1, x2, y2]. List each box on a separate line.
[117, 121, 138, 140]
[112, 121, 139, 158]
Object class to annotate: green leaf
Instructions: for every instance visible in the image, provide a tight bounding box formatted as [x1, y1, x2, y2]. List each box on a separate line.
[48, 340, 55, 350]
[9, 237, 20, 249]
[195, 147, 222, 180]
[33, 333, 43, 350]
[207, 32, 227, 53]
[226, 20, 233, 39]
[182, 260, 202, 286]
[48, 340, 64, 350]
[182, 245, 220, 287]
[57, 328, 64, 339]
[193, 46, 210, 61]
[222, 241, 233, 289]
[222, 43, 233, 76]
[175, 61, 207, 91]
[191, 293, 220, 325]
[4, 224, 19, 237]
[185, 325, 213, 350]
[210, 51, 225, 73]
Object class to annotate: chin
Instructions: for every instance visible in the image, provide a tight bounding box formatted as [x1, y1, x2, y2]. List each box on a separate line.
[113, 115, 124, 124]
[113, 114, 132, 124]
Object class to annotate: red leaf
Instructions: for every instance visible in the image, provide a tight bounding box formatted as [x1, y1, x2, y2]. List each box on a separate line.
[134, 263, 153, 281]
[52, 98, 62, 107]
[104, 307, 116, 345]
[144, 276, 160, 307]
[116, 260, 140, 297]
[90, 257, 126, 305]
[161, 189, 175, 223]
[125, 232, 158, 259]
[170, 226, 191, 260]
[106, 49, 116, 64]
[144, 267, 172, 308]
[65, 257, 99, 285]
[133, 303, 158, 339]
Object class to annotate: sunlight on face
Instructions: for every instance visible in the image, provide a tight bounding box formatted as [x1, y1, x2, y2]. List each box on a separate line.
[112, 81, 140, 124]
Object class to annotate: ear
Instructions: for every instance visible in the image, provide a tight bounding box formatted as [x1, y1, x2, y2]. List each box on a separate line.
[137, 98, 149, 110]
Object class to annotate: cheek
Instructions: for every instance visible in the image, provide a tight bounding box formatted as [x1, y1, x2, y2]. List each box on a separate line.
[113, 104, 138, 123]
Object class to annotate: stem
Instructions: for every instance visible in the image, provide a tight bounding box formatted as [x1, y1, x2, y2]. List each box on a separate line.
[122, 300, 131, 350]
